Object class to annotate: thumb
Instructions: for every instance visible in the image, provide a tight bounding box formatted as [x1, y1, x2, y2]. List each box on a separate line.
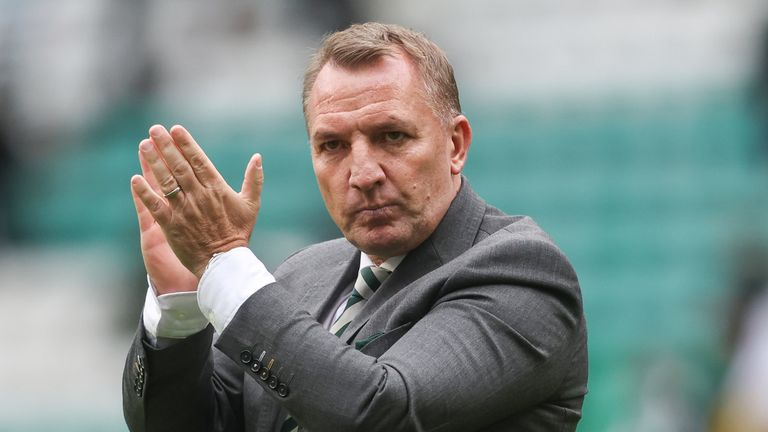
[240, 153, 263, 204]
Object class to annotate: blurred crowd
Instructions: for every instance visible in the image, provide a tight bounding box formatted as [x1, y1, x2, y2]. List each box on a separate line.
[2, 1, 768, 431]
[709, 27, 768, 432]
[0, 0, 364, 245]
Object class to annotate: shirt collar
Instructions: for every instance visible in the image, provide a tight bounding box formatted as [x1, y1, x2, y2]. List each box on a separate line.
[359, 252, 405, 273]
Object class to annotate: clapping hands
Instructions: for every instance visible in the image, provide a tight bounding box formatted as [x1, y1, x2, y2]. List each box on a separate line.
[130, 124, 263, 293]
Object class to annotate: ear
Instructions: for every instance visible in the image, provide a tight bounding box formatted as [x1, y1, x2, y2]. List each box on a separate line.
[448, 115, 472, 175]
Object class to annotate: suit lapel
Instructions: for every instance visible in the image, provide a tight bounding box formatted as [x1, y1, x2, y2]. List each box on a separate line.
[295, 244, 359, 321]
[341, 178, 487, 343]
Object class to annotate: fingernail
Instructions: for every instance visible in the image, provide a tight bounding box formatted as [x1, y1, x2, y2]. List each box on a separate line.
[140, 140, 153, 152]
[170, 125, 188, 140]
[149, 125, 164, 137]
[254, 153, 262, 167]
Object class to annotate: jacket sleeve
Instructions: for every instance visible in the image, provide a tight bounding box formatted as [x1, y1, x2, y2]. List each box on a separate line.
[122, 322, 246, 432]
[214, 231, 587, 432]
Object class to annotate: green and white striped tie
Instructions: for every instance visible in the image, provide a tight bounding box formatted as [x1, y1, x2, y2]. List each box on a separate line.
[281, 263, 393, 432]
[329, 265, 392, 337]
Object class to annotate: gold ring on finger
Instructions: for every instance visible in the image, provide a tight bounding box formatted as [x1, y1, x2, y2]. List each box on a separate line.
[163, 185, 182, 198]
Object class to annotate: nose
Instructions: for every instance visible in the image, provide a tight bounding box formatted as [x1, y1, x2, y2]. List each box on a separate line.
[348, 140, 385, 192]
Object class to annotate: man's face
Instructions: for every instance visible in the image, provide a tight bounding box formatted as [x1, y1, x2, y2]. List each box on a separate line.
[306, 52, 469, 262]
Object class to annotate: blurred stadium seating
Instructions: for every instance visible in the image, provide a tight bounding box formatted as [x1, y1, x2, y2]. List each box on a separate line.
[3, 1, 768, 431]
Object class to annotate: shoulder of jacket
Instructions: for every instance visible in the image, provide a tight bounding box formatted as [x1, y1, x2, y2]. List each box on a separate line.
[274, 237, 354, 275]
[468, 214, 576, 276]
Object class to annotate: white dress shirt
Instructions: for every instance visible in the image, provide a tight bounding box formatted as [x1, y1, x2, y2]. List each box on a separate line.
[142, 247, 403, 345]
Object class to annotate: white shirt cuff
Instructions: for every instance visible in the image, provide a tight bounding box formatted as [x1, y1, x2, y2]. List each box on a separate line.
[142, 277, 209, 345]
[198, 246, 276, 334]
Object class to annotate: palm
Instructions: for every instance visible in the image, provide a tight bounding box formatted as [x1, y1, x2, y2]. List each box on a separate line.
[132, 153, 198, 294]
[141, 216, 198, 294]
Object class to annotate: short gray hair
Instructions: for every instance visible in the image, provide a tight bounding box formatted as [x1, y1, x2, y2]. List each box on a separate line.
[302, 22, 462, 123]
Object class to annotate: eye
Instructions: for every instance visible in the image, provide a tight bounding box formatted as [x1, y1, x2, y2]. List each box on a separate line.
[320, 140, 342, 152]
[383, 131, 406, 142]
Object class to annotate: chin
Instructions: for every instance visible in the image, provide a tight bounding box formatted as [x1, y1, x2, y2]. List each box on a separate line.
[349, 228, 410, 258]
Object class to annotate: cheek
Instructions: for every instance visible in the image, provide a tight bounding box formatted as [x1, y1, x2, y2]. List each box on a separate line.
[315, 167, 348, 219]
[413, 153, 449, 192]
[397, 170, 434, 219]
[403, 151, 453, 216]
[313, 166, 334, 202]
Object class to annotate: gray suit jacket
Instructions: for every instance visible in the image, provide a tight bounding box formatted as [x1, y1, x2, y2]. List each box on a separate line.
[123, 180, 587, 431]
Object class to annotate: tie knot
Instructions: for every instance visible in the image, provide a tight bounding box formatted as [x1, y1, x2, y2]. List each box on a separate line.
[353, 265, 390, 302]
[360, 265, 391, 292]
[329, 258, 401, 338]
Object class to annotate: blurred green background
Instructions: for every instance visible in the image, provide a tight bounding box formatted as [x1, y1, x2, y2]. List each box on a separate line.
[2, 1, 768, 431]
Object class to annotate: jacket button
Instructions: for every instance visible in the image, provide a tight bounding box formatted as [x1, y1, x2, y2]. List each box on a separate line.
[239, 350, 253, 364]
[259, 368, 270, 381]
[267, 375, 278, 389]
[276, 383, 289, 398]
[250, 359, 261, 373]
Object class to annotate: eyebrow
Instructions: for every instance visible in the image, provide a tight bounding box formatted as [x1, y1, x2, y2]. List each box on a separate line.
[310, 116, 414, 142]
[366, 118, 410, 132]
[311, 129, 341, 143]
[360, 112, 422, 136]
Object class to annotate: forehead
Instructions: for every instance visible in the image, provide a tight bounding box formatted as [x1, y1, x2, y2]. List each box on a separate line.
[306, 54, 425, 130]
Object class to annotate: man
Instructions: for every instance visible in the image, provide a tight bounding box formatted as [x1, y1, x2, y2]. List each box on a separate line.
[123, 22, 587, 431]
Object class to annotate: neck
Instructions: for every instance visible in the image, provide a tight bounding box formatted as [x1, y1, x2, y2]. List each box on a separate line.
[368, 255, 387, 266]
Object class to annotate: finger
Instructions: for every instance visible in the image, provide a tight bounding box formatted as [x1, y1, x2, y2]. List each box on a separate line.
[169, 125, 224, 187]
[140, 136, 184, 198]
[130, 176, 156, 232]
[149, 124, 200, 192]
[131, 175, 172, 226]
[240, 153, 263, 204]
[138, 143, 168, 199]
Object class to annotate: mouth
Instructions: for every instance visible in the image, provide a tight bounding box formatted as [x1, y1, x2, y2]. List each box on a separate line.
[358, 204, 394, 213]
[354, 204, 397, 222]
